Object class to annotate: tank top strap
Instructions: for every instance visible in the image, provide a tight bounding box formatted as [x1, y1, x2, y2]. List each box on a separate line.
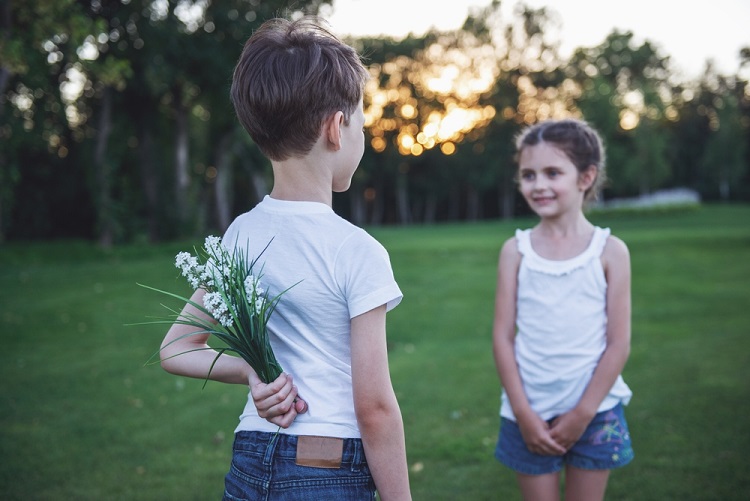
[589, 227, 611, 258]
[515, 228, 533, 256]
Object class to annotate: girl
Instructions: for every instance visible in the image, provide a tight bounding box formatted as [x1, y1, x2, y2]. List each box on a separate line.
[493, 118, 634, 501]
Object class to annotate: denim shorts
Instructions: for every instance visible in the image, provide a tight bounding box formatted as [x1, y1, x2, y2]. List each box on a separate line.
[223, 431, 376, 501]
[495, 403, 634, 475]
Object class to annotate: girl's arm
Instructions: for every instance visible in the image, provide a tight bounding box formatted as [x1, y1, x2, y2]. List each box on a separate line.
[550, 236, 632, 449]
[351, 305, 411, 501]
[160, 288, 306, 427]
[493, 238, 566, 456]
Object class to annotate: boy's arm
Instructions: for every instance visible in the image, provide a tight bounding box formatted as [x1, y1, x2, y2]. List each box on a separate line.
[493, 238, 566, 455]
[550, 236, 632, 449]
[160, 289, 252, 384]
[161, 289, 307, 427]
[351, 305, 411, 501]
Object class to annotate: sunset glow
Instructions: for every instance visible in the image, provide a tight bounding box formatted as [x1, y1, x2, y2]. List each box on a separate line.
[363, 39, 498, 157]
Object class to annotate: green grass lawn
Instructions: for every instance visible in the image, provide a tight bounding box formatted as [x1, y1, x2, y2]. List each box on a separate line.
[2, 205, 749, 500]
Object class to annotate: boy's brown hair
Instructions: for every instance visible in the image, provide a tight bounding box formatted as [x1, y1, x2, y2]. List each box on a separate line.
[231, 16, 369, 162]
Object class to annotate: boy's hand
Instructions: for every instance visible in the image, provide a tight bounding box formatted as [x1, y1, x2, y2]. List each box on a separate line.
[248, 372, 308, 429]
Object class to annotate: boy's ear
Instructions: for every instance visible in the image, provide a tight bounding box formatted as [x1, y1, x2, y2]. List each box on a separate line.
[325, 111, 345, 151]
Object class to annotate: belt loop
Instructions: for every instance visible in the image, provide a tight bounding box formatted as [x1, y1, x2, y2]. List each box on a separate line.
[351, 438, 362, 472]
[263, 432, 280, 466]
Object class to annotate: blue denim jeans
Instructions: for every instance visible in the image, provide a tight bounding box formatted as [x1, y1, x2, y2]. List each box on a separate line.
[223, 431, 376, 501]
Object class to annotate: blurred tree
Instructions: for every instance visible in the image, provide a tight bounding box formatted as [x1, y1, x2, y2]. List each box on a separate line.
[73, 0, 134, 247]
[0, 0, 99, 241]
[2, 0, 331, 244]
[473, 1, 567, 218]
[355, 0, 545, 223]
[670, 61, 749, 202]
[739, 48, 750, 201]
[567, 30, 673, 198]
[696, 70, 747, 200]
[352, 32, 434, 224]
[2, 0, 748, 241]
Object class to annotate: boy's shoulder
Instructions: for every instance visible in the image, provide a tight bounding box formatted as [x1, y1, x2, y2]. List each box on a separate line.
[228, 200, 382, 250]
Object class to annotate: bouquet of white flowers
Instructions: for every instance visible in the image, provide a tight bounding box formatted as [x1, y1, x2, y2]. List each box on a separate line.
[140, 235, 296, 385]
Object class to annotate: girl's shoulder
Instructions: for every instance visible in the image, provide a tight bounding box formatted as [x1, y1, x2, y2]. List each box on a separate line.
[602, 233, 630, 263]
[498, 234, 522, 268]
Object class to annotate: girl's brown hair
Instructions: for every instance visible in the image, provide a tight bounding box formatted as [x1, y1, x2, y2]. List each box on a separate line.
[515, 118, 607, 202]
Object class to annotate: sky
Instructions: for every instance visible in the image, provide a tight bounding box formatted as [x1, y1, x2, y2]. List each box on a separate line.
[323, 0, 750, 82]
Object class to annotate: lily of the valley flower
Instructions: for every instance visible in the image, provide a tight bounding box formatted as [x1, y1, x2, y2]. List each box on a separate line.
[139, 234, 295, 385]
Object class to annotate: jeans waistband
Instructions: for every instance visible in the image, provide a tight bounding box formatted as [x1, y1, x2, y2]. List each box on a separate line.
[233, 431, 368, 471]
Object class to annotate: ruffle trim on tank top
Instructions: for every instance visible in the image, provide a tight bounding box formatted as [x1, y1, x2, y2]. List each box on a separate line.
[516, 227, 611, 276]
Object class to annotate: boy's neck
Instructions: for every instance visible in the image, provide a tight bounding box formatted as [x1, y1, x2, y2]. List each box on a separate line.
[270, 185, 332, 206]
[270, 157, 334, 206]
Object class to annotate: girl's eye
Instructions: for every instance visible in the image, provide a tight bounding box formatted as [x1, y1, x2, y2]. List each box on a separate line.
[521, 172, 534, 181]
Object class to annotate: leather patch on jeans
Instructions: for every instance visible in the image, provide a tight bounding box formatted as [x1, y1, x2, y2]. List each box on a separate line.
[295, 436, 344, 468]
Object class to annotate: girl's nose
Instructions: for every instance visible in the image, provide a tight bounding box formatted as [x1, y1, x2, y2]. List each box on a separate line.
[532, 177, 547, 190]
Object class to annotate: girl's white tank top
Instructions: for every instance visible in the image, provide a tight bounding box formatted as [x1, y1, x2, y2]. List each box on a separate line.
[500, 227, 632, 421]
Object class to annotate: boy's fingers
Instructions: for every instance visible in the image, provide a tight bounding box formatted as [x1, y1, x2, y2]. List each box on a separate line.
[248, 373, 307, 425]
[249, 373, 291, 401]
[294, 394, 308, 414]
[272, 408, 297, 429]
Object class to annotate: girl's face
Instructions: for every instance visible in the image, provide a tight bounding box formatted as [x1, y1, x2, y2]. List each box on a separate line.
[517, 141, 593, 218]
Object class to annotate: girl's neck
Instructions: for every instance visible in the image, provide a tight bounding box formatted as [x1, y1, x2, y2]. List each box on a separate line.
[535, 211, 593, 238]
[531, 213, 595, 261]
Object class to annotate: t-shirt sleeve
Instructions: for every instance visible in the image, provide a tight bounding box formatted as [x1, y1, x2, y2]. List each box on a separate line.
[336, 229, 402, 319]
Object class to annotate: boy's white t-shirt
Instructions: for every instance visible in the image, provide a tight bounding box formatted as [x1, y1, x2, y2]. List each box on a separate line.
[223, 196, 402, 438]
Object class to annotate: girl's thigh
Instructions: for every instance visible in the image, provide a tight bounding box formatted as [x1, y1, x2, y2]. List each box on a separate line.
[564, 466, 609, 501]
[516, 471, 561, 501]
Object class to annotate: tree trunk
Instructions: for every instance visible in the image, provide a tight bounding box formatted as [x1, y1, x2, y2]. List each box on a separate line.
[174, 86, 190, 231]
[448, 188, 461, 221]
[243, 154, 269, 208]
[214, 131, 234, 232]
[349, 186, 365, 227]
[424, 192, 437, 223]
[500, 162, 516, 219]
[466, 184, 480, 221]
[95, 85, 114, 248]
[719, 177, 730, 201]
[0, 192, 4, 244]
[396, 172, 411, 225]
[0, 0, 11, 116]
[368, 170, 385, 226]
[137, 113, 160, 241]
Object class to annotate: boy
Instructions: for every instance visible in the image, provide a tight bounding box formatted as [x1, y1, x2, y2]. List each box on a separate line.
[159, 16, 411, 500]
